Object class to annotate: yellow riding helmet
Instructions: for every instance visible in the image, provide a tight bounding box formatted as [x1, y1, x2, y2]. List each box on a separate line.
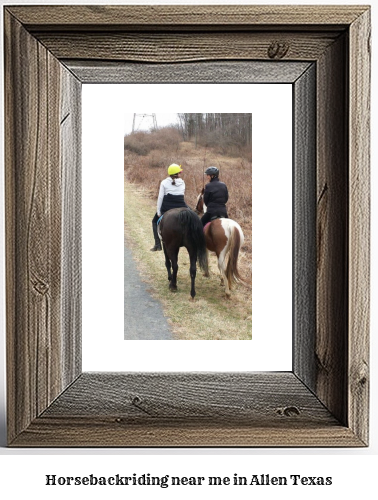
[168, 164, 183, 176]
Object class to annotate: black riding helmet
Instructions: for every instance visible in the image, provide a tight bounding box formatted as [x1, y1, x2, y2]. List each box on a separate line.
[204, 166, 219, 177]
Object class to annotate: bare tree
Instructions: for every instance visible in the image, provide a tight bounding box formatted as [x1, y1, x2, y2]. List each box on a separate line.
[176, 113, 251, 154]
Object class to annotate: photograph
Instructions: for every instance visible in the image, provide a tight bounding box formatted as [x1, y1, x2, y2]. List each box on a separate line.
[124, 113, 252, 340]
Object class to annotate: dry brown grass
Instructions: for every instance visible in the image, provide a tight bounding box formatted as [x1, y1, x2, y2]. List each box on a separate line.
[124, 127, 252, 340]
[124, 127, 182, 156]
[124, 180, 252, 340]
[124, 129, 252, 284]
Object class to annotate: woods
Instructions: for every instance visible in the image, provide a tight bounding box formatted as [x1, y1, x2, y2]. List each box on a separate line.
[177, 113, 252, 158]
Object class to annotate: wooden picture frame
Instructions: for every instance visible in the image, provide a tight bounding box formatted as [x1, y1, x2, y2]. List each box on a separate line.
[4, 5, 370, 447]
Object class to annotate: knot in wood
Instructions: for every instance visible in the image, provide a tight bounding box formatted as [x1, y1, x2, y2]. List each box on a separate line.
[359, 376, 367, 387]
[354, 361, 368, 389]
[33, 280, 49, 295]
[132, 395, 142, 406]
[131, 395, 153, 416]
[268, 41, 289, 59]
[277, 406, 300, 417]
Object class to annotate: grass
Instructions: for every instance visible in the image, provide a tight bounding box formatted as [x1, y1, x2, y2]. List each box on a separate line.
[124, 138, 252, 284]
[124, 179, 252, 340]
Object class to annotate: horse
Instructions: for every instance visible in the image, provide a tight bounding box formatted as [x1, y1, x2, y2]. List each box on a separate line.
[158, 207, 208, 299]
[195, 190, 245, 297]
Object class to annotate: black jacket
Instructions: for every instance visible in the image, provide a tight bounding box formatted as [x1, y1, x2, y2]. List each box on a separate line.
[203, 177, 228, 211]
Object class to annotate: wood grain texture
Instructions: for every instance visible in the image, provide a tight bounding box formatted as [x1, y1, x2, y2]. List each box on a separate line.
[5, 12, 59, 442]
[60, 69, 82, 388]
[11, 373, 363, 447]
[41, 373, 335, 422]
[293, 64, 317, 390]
[65, 60, 312, 84]
[11, 419, 363, 448]
[348, 8, 371, 445]
[316, 33, 349, 426]
[4, 5, 370, 447]
[34, 32, 339, 63]
[4, 11, 81, 444]
[7, 5, 367, 29]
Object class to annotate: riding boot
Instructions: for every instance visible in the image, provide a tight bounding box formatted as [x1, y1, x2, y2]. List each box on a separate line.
[150, 222, 162, 251]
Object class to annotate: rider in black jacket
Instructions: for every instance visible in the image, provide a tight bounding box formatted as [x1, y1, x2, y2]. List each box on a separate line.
[201, 166, 229, 227]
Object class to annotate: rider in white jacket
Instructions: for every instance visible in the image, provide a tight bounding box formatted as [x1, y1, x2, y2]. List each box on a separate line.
[157, 176, 186, 216]
[151, 164, 187, 251]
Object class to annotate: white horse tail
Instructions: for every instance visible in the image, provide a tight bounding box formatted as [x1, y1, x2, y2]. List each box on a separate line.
[224, 220, 245, 289]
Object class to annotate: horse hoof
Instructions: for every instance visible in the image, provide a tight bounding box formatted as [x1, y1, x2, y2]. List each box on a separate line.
[169, 284, 177, 292]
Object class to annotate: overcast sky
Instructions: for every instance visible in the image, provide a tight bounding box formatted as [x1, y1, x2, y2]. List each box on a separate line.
[124, 113, 179, 135]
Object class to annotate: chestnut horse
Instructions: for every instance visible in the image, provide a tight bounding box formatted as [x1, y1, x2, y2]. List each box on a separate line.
[195, 191, 245, 297]
[158, 207, 208, 299]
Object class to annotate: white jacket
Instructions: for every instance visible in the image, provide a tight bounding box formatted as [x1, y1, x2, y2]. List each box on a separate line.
[157, 177, 186, 215]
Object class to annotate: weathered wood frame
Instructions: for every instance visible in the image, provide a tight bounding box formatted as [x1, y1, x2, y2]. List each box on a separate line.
[4, 5, 370, 447]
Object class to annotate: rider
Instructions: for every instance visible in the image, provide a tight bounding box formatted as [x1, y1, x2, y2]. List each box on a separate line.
[200, 166, 229, 227]
[150, 163, 187, 251]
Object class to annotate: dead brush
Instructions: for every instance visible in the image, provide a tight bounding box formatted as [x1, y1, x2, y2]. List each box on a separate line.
[124, 127, 181, 156]
[124, 131, 252, 281]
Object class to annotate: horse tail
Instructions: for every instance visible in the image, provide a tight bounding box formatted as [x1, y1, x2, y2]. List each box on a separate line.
[225, 225, 245, 289]
[178, 209, 208, 274]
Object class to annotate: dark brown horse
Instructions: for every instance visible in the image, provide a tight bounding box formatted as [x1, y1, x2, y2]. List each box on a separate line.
[158, 207, 208, 299]
[195, 191, 245, 297]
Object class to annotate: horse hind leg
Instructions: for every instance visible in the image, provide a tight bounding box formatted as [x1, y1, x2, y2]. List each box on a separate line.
[217, 248, 231, 298]
[163, 245, 172, 282]
[203, 249, 210, 277]
[189, 252, 197, 299]
[218, 262, 231, 297]
[169, 248, 179, 292]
